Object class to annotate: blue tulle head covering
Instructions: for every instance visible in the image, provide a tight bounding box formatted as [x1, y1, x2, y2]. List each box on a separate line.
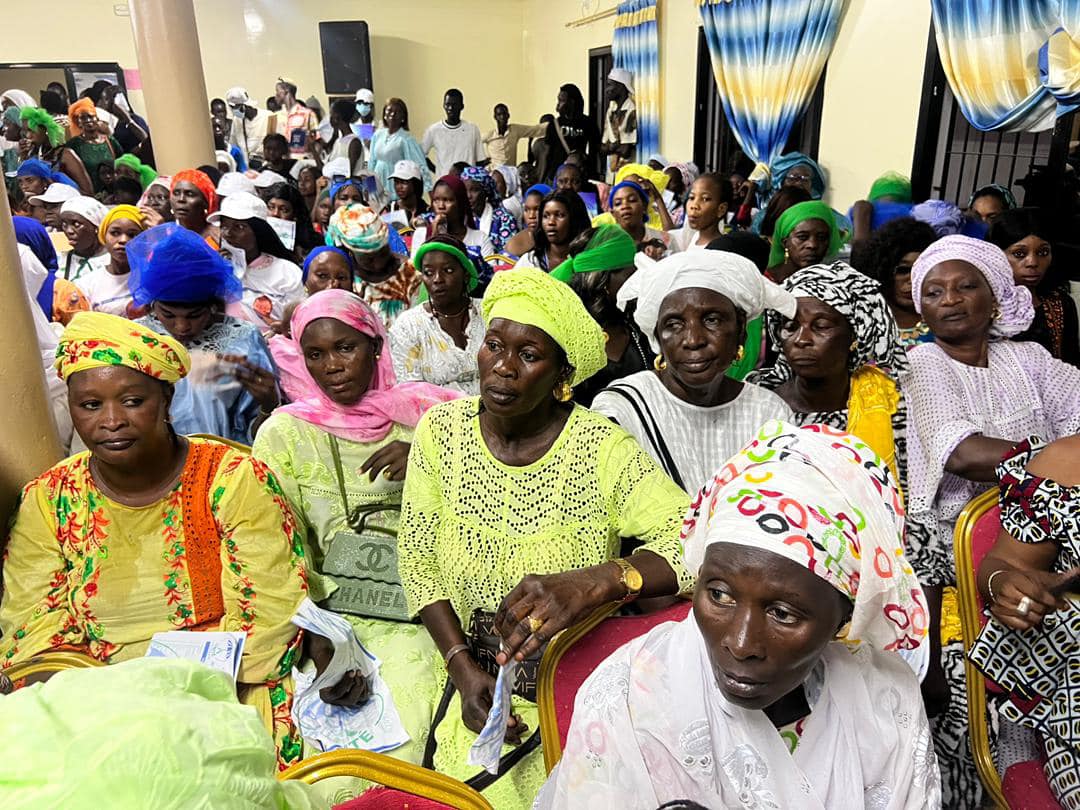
[127, 223, 242, 306]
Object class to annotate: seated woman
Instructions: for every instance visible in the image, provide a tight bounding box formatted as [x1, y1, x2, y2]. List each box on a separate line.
[389, 235, 485, 394]
[550, 224, 655, 406]
[970, 435, 1080, 808]
[58, 196, 110, 282]
[667, 173, 731, 253]
[849, 217, 938, 348]
[302, 245, 355, 295]
[311, 188, 332, 239]
[462, 166, 519, 254]
[209, 191, 304, 332]
[592, 251, 794, 491]
[252, 289, 459, 766]
[966, 182, 1015, 226]
[503, 183, 551, 259]
[74, 204, 146, 318]
[266, 181, 321, 258]
[988, 208, 1080, 366]
[329, 178, 366, 212]
[397, 266, 692, 808]
[410, 174, 494, 259]
[382, 159, 430, 229]
[608, 180, 668, 250]
[128, 223, 278, 444]
[904, 234, 1080, 806]
[766, 200, 843, 284]
[0, 312, 330, 768]
[513, 189, 591, 272]
[327, 203, 421, 329]
[537, 422, 938, 809]
[170, 168, 220, 248]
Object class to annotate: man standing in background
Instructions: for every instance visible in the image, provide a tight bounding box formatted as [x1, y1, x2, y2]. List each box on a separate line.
[422, 88, 486, 177]
[274, 77, 318, 158]
[226, 86, 273, 169]
[352, 88, 377, 164]
[601, 68, 637, 180]
[483, 103, 549, 167]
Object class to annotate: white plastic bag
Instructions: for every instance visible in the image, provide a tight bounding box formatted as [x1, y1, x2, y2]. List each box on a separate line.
[467, 660, 518, 774]
[290, 598, 409, 753]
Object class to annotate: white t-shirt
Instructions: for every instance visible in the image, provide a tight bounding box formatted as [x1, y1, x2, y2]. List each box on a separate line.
[59, 249, 111, 283]
[76, 267, 135, 317]
[421, 120, 485, 177]
[667, 227, 711, 253]
[230, 108, 273, 165]
[410, 225, 493, 260]
[591, 370, 793, 493]
[232, 254, 305, 331]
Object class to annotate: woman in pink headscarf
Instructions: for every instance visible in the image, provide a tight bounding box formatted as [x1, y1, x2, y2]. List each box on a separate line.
[253, 288, 460, 766]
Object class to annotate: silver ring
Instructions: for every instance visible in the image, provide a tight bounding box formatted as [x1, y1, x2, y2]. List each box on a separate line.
[1017, 596, 1033, 616]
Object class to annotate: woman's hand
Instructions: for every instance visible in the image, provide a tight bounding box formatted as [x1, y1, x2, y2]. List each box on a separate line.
[307, 631, 370, 707]
[360, 440, 410, 481]
[138, 205, 165, 228]
[988, 567, 1080, 631]
[220, 354, 279, 412]
[452, 656, 527, 744]
[494, 566, 620, 664]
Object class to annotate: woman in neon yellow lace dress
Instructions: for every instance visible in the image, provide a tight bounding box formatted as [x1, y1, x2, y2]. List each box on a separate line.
[397, 266, 692, 808]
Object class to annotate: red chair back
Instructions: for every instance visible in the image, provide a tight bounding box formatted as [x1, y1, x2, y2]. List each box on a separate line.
[335, 788, 455, 810]
[969, 503, 1002, 626]
[551, 601, 691, 752]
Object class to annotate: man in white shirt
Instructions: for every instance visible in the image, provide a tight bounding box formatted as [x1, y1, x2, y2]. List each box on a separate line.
[226, 86, 274, 168]
[601, 68, 638, 181]
[483, 103, 549, 166]
[421, 88, 486, 177]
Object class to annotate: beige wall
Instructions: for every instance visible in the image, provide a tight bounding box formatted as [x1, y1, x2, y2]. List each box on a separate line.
[1, 0, 932, 202]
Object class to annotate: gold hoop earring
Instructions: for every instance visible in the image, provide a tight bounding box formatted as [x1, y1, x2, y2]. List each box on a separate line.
[991, 305, 1001, 321]
[735, 345, 745, 362]
[654, 355, 667, 371]
[554, 381, 573, 402]
[834, 620, 852, 641]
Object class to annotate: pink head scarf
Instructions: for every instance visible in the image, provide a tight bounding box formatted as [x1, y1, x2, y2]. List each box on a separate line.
[270, 289, 459, 442]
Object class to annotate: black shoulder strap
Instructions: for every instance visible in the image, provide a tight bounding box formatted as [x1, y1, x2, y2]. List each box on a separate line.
[605, 384, 686, 491]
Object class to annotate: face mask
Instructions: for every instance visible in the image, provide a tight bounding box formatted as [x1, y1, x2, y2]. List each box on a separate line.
[356, 103, 373, 117]
[232, 106, 245, 119]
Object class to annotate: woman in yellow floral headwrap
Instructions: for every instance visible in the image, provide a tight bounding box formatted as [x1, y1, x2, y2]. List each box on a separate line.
[0, 312, 363, 769]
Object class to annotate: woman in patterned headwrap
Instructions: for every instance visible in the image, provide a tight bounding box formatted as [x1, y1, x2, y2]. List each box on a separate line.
[537, 421, 939, 810]
[396, 266, 690, 808]
[904, 234, 1080, 806]
[461, 165, 519, 253]
[0, 312, 364, 769]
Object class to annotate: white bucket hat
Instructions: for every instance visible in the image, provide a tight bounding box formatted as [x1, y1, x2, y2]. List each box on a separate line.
[207, 191, 268, 225]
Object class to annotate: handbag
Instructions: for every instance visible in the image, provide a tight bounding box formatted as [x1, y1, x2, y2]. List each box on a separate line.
[421, 608, 543, 790]
[318, 434, 416, 622]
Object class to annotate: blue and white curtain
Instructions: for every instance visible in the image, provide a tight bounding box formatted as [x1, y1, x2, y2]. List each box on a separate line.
[697, 0, 845, 170]
[932, 0, 1080, 132]
[612, 0, 661, 159]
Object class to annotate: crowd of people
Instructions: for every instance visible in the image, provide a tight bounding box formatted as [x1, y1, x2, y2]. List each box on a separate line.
[2, 68, 1080, 810]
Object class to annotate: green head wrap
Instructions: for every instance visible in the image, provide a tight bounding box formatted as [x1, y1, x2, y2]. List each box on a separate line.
[414, 239, 479, 302]
[550, 224, 636, 284]
[114, 153, 159, 190]
[868, 171, 912, 203]
[768, 201, 843, 269]
[18, 107, 65, 148]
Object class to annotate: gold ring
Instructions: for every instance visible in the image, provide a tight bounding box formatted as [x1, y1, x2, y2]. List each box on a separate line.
[527, 616, 543, 635]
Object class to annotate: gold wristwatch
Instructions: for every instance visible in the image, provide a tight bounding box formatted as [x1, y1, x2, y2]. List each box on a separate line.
[612, 557, 643, 603]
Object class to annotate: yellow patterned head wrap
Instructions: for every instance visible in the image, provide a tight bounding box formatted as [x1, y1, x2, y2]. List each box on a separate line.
[97, 204, 146, 245]
[481, 266, 607, 386]
[55, 311, 190, 383]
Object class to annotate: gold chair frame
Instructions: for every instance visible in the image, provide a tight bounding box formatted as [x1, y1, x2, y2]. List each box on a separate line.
[6, 650, 103, 682]
[953, 487, 1009, 809]
[278, 749, 493, 809]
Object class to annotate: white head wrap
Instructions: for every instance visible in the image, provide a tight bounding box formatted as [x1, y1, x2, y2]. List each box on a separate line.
[59, 196, 109, 228]
[214, 150, 236, 173]
[623, 251, 798, 353]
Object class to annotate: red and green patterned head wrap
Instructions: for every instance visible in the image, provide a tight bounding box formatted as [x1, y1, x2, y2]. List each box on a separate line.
[55, 311, 190, 383]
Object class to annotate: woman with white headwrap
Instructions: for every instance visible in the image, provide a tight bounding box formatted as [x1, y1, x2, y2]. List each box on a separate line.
[536, 421, 939, 810]
[591, 250, 795, 492]
[57, 196, 110, 282]
[903, 234, 1080, 806]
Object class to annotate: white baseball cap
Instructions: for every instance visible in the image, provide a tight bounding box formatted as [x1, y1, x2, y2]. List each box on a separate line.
[389, 160, 421, 182]
[355, 88, 375, 103]
[29, 183, 82, 206]
[207, 191, 268, 225]
[322, 157, 351, 180]
[253, 170, 288, 189]
[225, 86, 250, 107]
[608, 68, 634, 94]
[217, 171, 256, 197]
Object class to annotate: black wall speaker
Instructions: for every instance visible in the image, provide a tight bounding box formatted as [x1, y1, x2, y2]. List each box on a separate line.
[319, 21, 373, 95]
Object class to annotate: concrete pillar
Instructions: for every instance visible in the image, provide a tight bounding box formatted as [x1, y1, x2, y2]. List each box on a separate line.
[128, 0, 215, 173]
[0, 194, 63, 527]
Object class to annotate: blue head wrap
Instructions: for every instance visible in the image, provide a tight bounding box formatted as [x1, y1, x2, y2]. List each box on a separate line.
[607, 180, 648, 209]
[13, 215, 58, 318]
[329, 179, 366, 205]
[126, 223, 243, 306]
[769, 152, 826, 200]
[16, 158, 79, 189]
[461, 166, 499, 206]
[524, 183, 552, 199]
[302, 245, 354, 283]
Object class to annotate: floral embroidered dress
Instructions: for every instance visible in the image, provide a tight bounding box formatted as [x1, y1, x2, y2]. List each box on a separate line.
[355, 258, 422, 330]
[0, 438, 310, 768]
